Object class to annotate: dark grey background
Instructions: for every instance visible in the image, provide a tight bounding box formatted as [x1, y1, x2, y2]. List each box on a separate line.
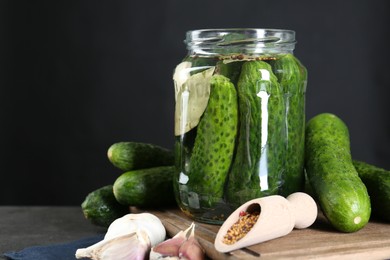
[1, 0, 389, 205]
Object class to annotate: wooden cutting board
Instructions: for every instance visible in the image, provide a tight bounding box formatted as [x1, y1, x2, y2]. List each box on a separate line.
[139, 207, 390, 259]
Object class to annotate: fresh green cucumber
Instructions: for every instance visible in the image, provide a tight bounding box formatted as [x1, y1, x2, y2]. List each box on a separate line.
[186, 74, 238, 207]
[113, 166, 176, 207]
[226, 60, 285, 207]
[305, 113, 371, 232]
[81, 185, 129, 227]
[216, 60, 244, 86]
[353, 160, 390, 222]
[107, 142, 174, 171]
[271, 54, 307, 196]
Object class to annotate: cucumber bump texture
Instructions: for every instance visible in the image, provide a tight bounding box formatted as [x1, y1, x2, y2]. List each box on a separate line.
[305, 113, 371, 232]
[113, 166, 176, 207]
[226, 60, 285, 207]
[81, 185, 129, 227]
[271, 54, 307, 196]
[186, 74, 238, 207]
[353, 160, 390, 222]
[107, 141, 174, 171]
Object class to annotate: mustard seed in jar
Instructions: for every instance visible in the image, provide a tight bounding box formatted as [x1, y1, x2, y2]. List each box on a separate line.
[173, 29, 307, 224]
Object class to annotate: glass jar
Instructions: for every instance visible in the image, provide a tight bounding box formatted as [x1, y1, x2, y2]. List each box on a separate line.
[173, 29, 307, 224]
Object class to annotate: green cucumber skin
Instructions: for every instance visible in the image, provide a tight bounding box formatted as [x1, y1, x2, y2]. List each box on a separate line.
[216, 60, 244, 86]
[271, 54, 307, 196]
[226, 61, 285, 207]
[81, 185, 129, 227]
[185, 75, 238, 206]
[108, 142, 174, 171]
[113, 166, 176, 207]
[353, 160, 390, 222]
[305, 113, 371, 232]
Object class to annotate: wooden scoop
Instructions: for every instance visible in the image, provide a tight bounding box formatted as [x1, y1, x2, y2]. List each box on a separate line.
[214, 192, 317, 253]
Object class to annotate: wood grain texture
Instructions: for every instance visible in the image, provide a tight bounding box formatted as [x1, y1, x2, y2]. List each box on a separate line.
[137, 208, 390, 260]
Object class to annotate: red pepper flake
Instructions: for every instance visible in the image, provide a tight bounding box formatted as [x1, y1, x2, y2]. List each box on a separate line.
[239, 211, 247, 217]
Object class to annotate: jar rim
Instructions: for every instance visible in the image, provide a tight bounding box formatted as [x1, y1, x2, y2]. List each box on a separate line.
[185, 28, 296, 54]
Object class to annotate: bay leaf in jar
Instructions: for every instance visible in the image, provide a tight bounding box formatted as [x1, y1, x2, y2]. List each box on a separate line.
[173, 63, 215, 135]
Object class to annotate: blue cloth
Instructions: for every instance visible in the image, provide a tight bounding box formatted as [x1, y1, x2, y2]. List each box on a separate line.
[3, 235, 104, 260]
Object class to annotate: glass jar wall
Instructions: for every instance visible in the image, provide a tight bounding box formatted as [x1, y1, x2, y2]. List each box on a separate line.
[173, 29, 307, 224]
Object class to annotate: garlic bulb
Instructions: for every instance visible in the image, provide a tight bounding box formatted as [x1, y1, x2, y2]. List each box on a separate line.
[75, 230, 150, 260]
[104, 213, 166, 246]
[75, 213, 166, 260]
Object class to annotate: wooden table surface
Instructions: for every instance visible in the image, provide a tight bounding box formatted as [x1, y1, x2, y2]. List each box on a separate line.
[1, 206, 389, 259]
[0, 206, 106, 259]
[145, 207, 390, 260]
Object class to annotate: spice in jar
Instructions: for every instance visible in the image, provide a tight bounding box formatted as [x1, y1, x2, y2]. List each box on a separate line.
[222, 210, 260, 245]
[173, 29, 307, 225]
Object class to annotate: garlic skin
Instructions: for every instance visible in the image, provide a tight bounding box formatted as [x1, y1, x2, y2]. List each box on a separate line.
[149, 232, 185, 258]
[76, 213, 166, 260]
[75, 230, 150, 260]
[150, 225, 190, 259]
[150, 222, 205, 260]
[104, 213, 166, 246]
[178, 225, 205, 260]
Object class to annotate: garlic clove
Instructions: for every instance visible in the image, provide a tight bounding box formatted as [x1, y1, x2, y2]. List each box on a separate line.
[178, 224, 205, 260]
[150, 222, 205, 260]
[76, 212, 167, 260]
[75, 230, 151, 260]
[150, 234, 185, 258]
[150, 226, 189, 259]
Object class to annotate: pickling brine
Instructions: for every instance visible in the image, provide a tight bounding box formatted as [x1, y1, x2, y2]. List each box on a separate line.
[173, 29, 307, 224]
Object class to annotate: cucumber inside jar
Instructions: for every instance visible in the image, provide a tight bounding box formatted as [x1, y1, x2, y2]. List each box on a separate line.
[173, 54, 307, 224]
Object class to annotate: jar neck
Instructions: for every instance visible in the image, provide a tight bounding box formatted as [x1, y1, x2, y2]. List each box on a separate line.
[185, 28, 296, 56]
